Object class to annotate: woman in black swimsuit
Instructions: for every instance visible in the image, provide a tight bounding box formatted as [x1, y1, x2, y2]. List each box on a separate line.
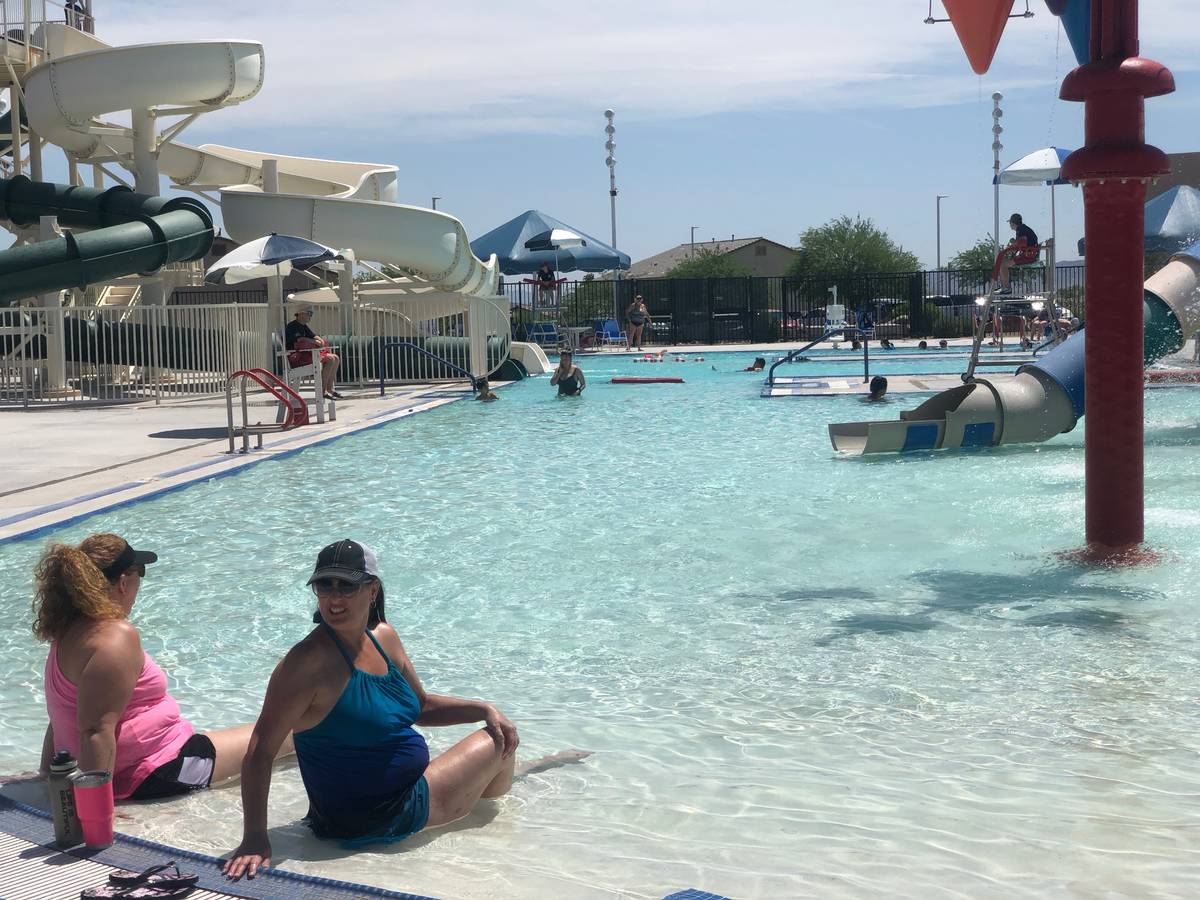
[626, 296, 651, 351]
[550, 350, 586, 396]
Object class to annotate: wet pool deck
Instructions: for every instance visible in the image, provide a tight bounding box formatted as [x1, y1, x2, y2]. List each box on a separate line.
[0, 382, 476, 543]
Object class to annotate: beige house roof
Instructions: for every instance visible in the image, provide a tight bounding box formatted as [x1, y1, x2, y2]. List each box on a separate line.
[628, 237, 796, 278]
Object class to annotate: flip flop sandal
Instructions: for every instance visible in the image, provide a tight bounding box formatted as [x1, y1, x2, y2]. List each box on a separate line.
[80, 885, 194, 899]
[109, 863, 199, 890]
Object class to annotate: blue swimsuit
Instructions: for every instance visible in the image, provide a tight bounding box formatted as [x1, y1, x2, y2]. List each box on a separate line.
[293, 625, 431, 846]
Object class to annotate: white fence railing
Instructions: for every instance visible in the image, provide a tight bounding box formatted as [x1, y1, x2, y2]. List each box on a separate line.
[0, 0, 95, 64]
[2, 292, 512, 407]
[0, 303, 269, 407]
[290, 286, 511, 386]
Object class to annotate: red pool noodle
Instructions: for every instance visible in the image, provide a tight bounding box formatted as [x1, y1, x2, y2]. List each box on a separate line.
[1144, 369, 1200, 384]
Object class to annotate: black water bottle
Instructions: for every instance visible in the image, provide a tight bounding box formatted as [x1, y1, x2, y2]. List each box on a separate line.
[47, 750, 82, 847]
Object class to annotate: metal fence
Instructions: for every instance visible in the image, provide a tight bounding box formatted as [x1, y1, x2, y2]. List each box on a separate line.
[0, 0, 95, 64]
[0, 303, 269, 407]
[504, 264, 1086, 345]
[305, 293, 510, 384]
[1, 292, 512, 407]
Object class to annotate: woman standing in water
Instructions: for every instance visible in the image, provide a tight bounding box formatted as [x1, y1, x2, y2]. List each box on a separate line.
[550, 350, 586, 396]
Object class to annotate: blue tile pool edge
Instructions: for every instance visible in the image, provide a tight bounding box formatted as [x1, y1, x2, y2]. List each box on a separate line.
[0, 394, 460, 547]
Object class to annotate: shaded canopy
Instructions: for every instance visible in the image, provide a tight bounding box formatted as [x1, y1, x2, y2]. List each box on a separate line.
[1144, 185, 1200, 253]
[1077, 186, 1200, 256]
[470, 210, 630, 275]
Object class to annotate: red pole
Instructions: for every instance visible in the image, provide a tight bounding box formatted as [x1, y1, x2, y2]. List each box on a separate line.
[1059, 0, 1173, 560]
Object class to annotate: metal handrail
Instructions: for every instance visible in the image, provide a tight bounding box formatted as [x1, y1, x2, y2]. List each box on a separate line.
[766, 327, 871, 386]
[226, 367, 305, 453]
[378, 340, 477, 397]
[962, 295, 1033, 382]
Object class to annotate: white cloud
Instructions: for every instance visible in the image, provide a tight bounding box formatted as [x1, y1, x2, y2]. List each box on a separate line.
[96, 1, 1198, 142]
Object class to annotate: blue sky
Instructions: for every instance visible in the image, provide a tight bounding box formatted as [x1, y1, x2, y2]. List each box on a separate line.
[45, 2, 1200, 269]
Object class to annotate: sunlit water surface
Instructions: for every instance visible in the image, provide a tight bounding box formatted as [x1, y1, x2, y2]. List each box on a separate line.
[1, 350, 1198, 898]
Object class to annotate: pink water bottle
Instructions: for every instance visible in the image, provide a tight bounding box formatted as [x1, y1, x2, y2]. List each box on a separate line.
[72, 770, 114, 850]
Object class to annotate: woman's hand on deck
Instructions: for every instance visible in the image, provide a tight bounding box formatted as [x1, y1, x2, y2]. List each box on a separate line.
[484, 706, 519, 758]
[224, 834, 272, 881]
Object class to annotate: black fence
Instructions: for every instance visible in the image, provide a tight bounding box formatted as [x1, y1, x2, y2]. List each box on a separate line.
[504, 264, 1086, 344]
[170, 287, 268, 305]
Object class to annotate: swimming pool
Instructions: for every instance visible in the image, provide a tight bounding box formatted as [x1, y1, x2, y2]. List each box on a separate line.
[2, 349, 1199, 898]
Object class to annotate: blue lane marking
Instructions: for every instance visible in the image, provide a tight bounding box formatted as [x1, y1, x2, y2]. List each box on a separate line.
[961, 421, 996, 447]
[901, 422, 940, 451]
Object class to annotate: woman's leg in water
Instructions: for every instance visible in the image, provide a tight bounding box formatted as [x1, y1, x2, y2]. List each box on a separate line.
[424, 730, 591, 829]
[205, 724, 295, 785]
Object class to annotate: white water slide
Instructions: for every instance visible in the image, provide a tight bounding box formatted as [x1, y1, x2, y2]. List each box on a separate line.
[21, 30, 499, 297]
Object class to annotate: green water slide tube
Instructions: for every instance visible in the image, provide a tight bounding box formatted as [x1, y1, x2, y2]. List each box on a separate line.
[0, 175, 214, 305]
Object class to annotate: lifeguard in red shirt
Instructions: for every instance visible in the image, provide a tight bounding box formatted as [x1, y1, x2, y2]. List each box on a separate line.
[991, 213, 1040, 295]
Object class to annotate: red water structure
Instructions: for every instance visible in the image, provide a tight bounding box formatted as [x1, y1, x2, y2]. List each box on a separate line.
[1059, 0, 1173, 558]
[942, 0, 1174, 560]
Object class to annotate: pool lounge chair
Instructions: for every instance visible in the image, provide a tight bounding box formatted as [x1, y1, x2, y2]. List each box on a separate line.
[595, 318, 628, 349]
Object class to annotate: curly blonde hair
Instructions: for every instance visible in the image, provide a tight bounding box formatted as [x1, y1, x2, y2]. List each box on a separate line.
[32, 533, 129, 642]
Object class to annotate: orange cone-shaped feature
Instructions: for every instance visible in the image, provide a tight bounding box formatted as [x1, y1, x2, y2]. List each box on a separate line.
[942, 0, 1015, 74]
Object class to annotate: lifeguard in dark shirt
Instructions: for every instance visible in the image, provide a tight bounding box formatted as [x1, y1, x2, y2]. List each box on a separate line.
[992, 213, 1040, 295]
[535, 262, 558, 306]
[285, 308, 342, 400]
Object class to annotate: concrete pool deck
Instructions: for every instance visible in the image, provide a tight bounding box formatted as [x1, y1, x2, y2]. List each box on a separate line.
[0, 382, 476, 543]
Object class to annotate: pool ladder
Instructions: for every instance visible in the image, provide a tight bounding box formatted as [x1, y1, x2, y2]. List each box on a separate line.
[226, 368, 331, 454]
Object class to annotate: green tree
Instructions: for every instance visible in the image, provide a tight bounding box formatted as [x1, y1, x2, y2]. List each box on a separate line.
[947, 236, 998, 274]
[665, 247, 751, 278]
[787, 215, 919, 277]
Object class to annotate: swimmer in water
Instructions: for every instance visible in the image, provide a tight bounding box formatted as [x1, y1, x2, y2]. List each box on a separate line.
[744, 357, 766, 372]
[867, 375, 888, 401]
[550, 350, 586, 396]
[474, 377, 499, 402]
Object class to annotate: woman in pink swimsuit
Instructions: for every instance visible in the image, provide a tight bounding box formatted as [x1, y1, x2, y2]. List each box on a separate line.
[33, 533, 291, 800]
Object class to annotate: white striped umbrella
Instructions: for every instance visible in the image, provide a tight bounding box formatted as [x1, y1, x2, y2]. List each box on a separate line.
[996, 147, 1073, 251]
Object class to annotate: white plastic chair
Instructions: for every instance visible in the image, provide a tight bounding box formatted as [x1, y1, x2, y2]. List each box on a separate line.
[273, 332, 331, 424]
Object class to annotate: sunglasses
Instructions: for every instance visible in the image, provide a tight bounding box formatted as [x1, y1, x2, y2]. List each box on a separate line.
[125, 564, 146, 579]
[311, 578, 363, 597]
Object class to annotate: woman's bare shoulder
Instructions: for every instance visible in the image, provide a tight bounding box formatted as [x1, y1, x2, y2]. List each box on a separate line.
[372, 623, 413, 661]
[278, 627, 339, 677]
[82, 619, 143, 660]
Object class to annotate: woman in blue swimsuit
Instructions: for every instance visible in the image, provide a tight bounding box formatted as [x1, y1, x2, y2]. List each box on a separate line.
[223, 540, 584, 880]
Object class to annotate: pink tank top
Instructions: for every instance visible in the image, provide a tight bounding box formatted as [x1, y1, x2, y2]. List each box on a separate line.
[44, 644, 195, 799]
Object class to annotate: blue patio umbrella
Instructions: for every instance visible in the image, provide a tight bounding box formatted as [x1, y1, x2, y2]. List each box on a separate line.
[470, 210, 629, 275]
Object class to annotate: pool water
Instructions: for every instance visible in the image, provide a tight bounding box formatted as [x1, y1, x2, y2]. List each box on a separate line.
[2, 350, 1199, 898]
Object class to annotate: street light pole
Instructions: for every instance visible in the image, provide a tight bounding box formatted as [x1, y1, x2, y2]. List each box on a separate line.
[935, 195, 948, 269]
[991, 93, 1003, 258]
[431, 196, 441, 210]
[604, 110, 619, 321]
[690, 225, 698, 259]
